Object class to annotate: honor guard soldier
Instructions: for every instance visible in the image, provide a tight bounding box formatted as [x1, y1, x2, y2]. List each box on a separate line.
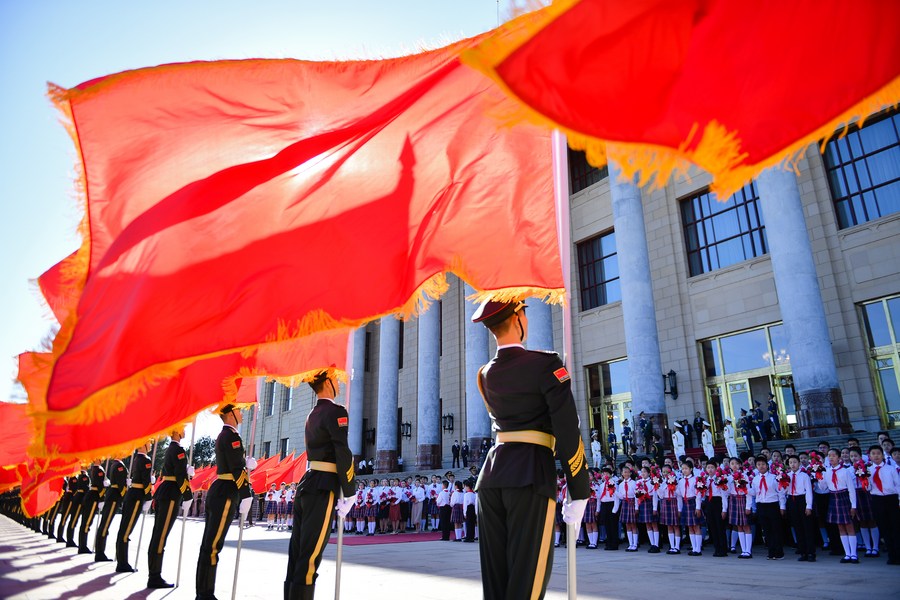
[116, 440, 154, 573]
[65, 468, 89, 547]
[285, 371, 355, 600]
[196, 404, 256, 600]
[471, 299, 589, 600]
[77, 460, 106, 554]
[96, 454, 128, 562]
[56, 475, 76, 543]
[147, 426, 194, 588]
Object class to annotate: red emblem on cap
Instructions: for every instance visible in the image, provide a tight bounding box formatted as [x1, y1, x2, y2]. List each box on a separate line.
[231, 440, 241, 449]
[553, 367, 570, 383]
[337, 417, 348, 427]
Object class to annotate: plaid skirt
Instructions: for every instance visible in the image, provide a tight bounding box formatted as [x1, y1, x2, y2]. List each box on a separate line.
[451, 504, 465, 524]
[658, 498, 680, 526]
[286, 501, 294, 514]
[827, 490, 852, 525]
[680, 497, 701, 527]
[265, 500, 278, 516]
[277, 501, 288, 515]
[619, 499, 637, 524]
[855, 488, 874, 522]
[430, 500, 440, 516]
[364, 503, 379, 518]
[349, 503, 363, 519]
[637, 498, 656, 523]
[728, 494, 749, 527]
[582, 498, 597, 523]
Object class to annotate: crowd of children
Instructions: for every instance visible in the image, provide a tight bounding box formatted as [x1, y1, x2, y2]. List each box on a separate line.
[557, 433, 900, 565]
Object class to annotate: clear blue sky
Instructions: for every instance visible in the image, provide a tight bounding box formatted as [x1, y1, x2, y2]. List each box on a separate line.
[0, 0, 509, 437]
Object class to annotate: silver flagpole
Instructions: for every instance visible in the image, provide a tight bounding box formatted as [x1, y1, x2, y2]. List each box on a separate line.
[335, 333, 355, 600]
[134, 438, 159, 571]
[175, 417, 198, 587]
[232, 389, 261, 600]
[552, 130, 577, 600]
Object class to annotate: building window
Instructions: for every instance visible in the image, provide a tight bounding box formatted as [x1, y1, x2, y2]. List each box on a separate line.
[282, 386, 293, 412]
[568, 147, 608, 193]
[263, 441, 271, 458]
[681, 182, 767, 276]
[398, 320, 404, 369]
[438, 300, 443, 357]
[585, 359, 631, 457]
[364, 331, 371, 372]
[265, 382, 275, 417]
[860, 296, 900, 429]
[577, 231, 620, 311]
[280, 438, 289, 457]
[823, 108, 900, 229]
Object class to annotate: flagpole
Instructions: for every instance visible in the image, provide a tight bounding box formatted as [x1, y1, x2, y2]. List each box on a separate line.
[335, 333, 354, 600]
[552, 130, 577, 600]
[134, 437, 159, 571]
[175, 417, 198, 587]
[231, 395, 259, 600]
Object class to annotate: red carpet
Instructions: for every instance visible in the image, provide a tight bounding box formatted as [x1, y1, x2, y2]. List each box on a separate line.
[329, 530, 466, 546]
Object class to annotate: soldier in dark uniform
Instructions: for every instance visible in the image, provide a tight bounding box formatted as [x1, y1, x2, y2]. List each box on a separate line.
[471, 299, 590, 600]
[621, 419, 632, 456]
[739, 408, 754, 456]
[56, 475, 76, 542]
[285, 371, 355, 600]
[196, 404, 256, 600]
[147, 426, 194, 588]
[767, 392, 782, 440]
[752, 400, 768, 449]
[65, 468, 89, 547]
[77, 461, 106, 554]
[117, 441, 154, 573]
[96, 453, 128, 562]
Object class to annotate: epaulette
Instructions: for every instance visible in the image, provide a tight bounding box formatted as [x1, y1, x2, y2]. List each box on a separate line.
[527, 349, 560, 356]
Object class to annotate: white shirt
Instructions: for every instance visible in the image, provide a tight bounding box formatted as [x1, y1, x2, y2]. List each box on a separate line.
[679, 475, 697, 500]
[411, 486, 426, 503]
[748, 472, 785, 509]
[450, 490, 463, 506]
[868, 461, 900, 498]
[590, 440, 602, 456]
[463, 490, 477, 511]
[436, 489, 451, 507]
[786, 470, 813, 511]
[696, 476, 729, 512]
[817, 464, 858, 509]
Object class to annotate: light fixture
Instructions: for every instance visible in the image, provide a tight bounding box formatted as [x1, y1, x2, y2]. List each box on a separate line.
[663, 370, 678, 400]
[441, 413, 454, 432]
[400, 421, 412, 438]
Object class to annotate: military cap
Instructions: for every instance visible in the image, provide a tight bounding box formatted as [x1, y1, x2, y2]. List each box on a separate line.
[471, 299, 526, 328]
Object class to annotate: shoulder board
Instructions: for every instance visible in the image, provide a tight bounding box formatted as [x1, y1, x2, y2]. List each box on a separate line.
[528, 349, 560, 356]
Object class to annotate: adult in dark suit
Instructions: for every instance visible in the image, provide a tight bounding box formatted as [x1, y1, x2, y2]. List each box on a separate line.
[693, 412, 705, 447]
[285, 371, 355, 600]
[472, 299, 589, 600]
[451, 440, 461, 468]
[461, 442, 469, 468]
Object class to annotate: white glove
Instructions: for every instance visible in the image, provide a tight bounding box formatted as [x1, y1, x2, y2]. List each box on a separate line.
[126, 478, 132, 487]
[335, 498, 354, 519]
[150, 475, 156, 485]
[561, 498, 588, 525]
[141, 500, 152, 514]
[239, 496, 252, 519]
[245, 457, 258, 471]
[181, 499, 192, 514]
[187, 465, 195, 478]
[103, 478, 111, 487]
[97, 502, 105, 512]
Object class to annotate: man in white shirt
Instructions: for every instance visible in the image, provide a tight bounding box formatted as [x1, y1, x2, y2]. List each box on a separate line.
[590, 432, 602, 469]
[785, 455, 816, 562]
[746, 456, 785, 560]
[868, 445, 900, 565]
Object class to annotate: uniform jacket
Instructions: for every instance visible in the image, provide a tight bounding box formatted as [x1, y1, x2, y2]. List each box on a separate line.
[157, 441, 192, 501]
[131, 452, 153, 500]
[476, 346, 589, 500]
[215, 425, 252, 500]
[298, 398, 355, 498]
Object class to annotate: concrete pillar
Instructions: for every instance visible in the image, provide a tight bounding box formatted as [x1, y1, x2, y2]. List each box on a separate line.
[464, 284, 492, 465]
[609, 160, 668, 451]
[757, 166, 850, 436]
[526, 298, 554, 352]
[375, 317, 400, 472]
[416, 303, 442, 469]
[347, 326, 366, 464]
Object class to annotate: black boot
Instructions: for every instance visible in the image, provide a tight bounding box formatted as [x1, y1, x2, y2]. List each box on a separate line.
[95, 532, 112, 561]
[115, 541, 135, 572]
[147, 552, 174, 588]
[196, 559, 218, 600]
[289, 583, 315, 600]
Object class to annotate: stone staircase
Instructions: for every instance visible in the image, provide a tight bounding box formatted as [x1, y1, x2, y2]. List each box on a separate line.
[679, 432, 881, 462]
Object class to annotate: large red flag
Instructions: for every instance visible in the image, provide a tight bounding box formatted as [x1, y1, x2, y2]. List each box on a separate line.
[289, 451, 308, 485]
[464, 0, 900, 196]
[36, 33, 558, 430]
[0, 402, 33, 467]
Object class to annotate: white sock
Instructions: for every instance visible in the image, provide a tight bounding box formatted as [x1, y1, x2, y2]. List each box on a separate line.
[840, 535, 852, 557]
[871, 527, 880, 551]
[674, 533, 681, 550]
[589, 531, 598, 546]
[861, 528, 873, 551]
[668, 532, 676, 549]
[820, 528, 829, 545]
[694, 534, 702, 552]
[738, 532, 747, 554]
[730, 530, 739, 548]
[368, 522, 375, 534]
[475, 526, 478, 538]
[455, 527, 462, 539]
[555, 531, 561, 544]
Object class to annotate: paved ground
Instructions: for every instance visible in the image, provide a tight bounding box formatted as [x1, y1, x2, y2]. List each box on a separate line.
[1, 514, 898, 599]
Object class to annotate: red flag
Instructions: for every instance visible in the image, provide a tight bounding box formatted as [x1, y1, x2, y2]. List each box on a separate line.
[263, 453, 297, 489]
[0, 403, 33, 467]
[464, 0, 900, 196]
[38, 33, 558, 429]
[190, 465, 217, 493]
[20, 457, 76, 517]
[249, 454, 283, 492]
[289, 451, 308, 485]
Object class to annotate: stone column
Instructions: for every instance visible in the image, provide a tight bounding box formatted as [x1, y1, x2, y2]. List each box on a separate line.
[757, 166, 850, 436]
[464, 284, 493, 466]
[416, 303, 442, 469]
[347, 326, 366, 465]
[375, 317, 400, 472]
[609, 160, 668, 451]
[526, 298, 554, 352]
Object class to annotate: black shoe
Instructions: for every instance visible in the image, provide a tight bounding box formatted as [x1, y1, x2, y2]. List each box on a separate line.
[116, 563, 136, 573]
[808, 555, 816, 562]
[772, 555, 785, 561]
[850, 557, 859, 564]
[797, 555, 808, 562]
[688, 551, 701, 556]
[713, 552, 727, 557]
[148, 577, 175, 589]
[739, 553, 752, 559]
[870, 550, 880, 558]
[66, 541, 77, 548]
[729, 546, 736, 554]
[840, 557, 851, 563]
[649, 546, 660, 554]
[77, 547, 91, 555]
[95, 554, 113, 562]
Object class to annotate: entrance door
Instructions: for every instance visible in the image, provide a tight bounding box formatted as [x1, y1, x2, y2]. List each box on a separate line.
[727, 381, 752, 425]
[706, 384, 727, 441]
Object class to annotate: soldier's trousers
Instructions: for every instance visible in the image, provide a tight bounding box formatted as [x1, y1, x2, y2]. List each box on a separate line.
[95, 488, 122, 559]
[65, 492, 85, 544]
[196, 480, 238, 600]
[55, 495, 72, 541]
[116, 488, 145, 569]
[78, 489, 101, 550]
[477, 486, 556, 600]
[285, 488, 335, 599]
[148, 486, 181, 579]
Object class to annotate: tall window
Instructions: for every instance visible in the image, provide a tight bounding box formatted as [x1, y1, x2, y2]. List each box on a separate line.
[860, 296, 900, 429]
[577, 231, 620, 311]
[280, 438, 290, 457]
[681, 182, 767, 276]
[282, 386, 293, 412]
[263, 441, 271, 458]
[364, 331, 371, 372]
[823, 108, 900, 228]
[398, 320, 405, 369]
[265, 382, 275, 417]
[568, 147, 608, 193]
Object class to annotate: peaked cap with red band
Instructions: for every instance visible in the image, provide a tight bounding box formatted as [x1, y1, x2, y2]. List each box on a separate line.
[471, 299, 527, 329]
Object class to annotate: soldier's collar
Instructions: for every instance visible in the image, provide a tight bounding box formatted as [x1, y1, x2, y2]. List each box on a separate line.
[316, 397, 335, 404]
[223, 424, 238, 433]
[496, 343, 525, 350]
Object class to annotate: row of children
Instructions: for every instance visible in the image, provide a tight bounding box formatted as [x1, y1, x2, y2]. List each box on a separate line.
[558, 435, 900, 566]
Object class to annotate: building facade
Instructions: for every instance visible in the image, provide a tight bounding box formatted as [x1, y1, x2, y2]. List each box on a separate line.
[243, 107, 900, 471]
